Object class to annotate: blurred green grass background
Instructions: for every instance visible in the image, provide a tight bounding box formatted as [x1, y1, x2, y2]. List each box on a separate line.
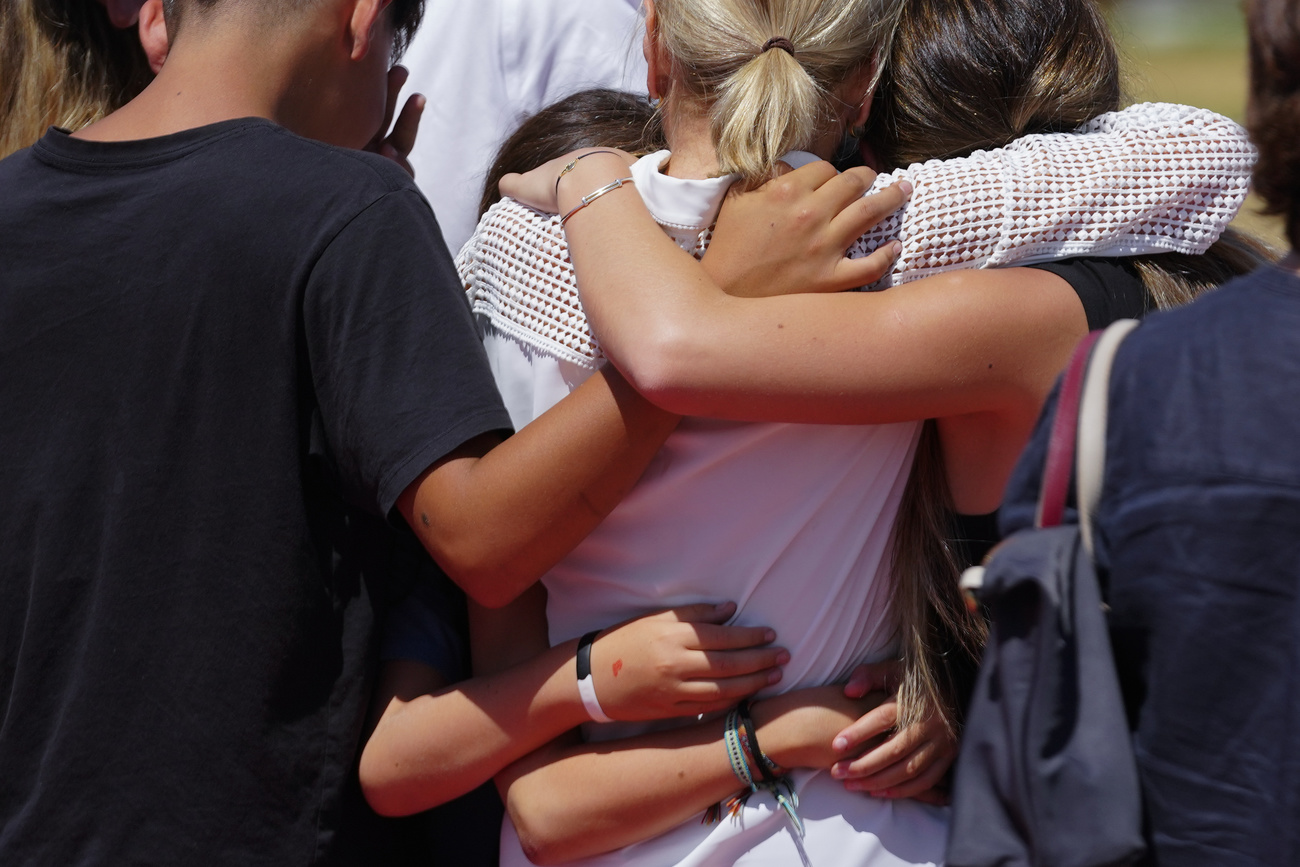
[1108, 0, 1284, 249]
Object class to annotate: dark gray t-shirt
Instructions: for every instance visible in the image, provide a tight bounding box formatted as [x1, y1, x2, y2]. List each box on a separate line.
[0, 120, 511, 865]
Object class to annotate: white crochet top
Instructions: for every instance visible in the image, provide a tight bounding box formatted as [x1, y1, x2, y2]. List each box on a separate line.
[458, 102, 1254, 369]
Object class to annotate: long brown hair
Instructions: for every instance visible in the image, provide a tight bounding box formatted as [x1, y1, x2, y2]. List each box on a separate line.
[1245, 0, 1300, 250]
[876, 0, 1269, 734]
[0, 0, 152, 159]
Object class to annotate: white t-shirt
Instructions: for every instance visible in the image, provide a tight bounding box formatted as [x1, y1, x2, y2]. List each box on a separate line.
[473, 151, 946, 867]
[399, 0, 647, 252]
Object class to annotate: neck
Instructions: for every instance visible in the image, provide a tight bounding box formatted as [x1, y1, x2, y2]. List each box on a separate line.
[661, 100, 720, 179]
[74, 14, 345, 146]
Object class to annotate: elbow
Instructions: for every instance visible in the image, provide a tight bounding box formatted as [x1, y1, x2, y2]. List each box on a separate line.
[609, 320, 708, 415]
[509, 797, 586, 866]
[358, 745, 422, 818]
[447, 558, 533, 609]
[430, 535, 535, 609]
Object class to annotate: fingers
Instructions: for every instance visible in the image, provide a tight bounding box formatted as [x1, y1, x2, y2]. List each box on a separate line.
[688, 621, 778, 651]
[834, 713, 925, 782]
[844, 740, 953, 800]
[380, 65, 409, 136]
[843, 660, 902, 698]
[811, 165, 878, 215]
[766, 159, 839, 192]
[686, 646, 790, 679]
[833, 712, 959, 797]
[829, 178, 910, 249]
[831, 239, 901, 290]
[673, 669, 783, 705]
[831, 697, 897, 755]
[387, 94, 424, 163]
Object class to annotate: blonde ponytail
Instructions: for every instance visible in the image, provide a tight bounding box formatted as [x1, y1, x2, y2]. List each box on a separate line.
[653, 0, 904, 189]
[712, 44, 822, 186]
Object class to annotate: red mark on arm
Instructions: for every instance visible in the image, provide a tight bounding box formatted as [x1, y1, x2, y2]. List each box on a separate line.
[612, 659, 624, 678]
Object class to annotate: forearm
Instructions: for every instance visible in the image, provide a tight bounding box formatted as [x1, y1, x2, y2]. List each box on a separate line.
[361, 637, 588, 817]
[501, 716, 737, 864]
[402, 366, 680, 607]
[500, 688, 870, 864]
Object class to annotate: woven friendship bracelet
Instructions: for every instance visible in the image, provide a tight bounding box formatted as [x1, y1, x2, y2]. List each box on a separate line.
[724, 708, 754, 787]
[736, 700, 784, 780]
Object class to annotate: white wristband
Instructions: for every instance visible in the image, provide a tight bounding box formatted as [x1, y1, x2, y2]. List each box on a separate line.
[576, 630, 613, 723]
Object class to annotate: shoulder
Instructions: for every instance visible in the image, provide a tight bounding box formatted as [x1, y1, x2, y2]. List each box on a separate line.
[1116, 266, 1278, 363]
[246, 123, 424, 198]
[1026, 258, 1150, 331]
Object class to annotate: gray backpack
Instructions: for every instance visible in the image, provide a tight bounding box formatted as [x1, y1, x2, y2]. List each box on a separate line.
[947, 320, 1145, 867]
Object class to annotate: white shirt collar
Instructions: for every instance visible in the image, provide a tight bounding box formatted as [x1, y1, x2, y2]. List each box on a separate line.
[630, 149, 823, 231]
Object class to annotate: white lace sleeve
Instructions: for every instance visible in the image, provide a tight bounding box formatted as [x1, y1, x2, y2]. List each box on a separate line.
[849, 102, 1256, 288]
[459, 102, 1256, 367]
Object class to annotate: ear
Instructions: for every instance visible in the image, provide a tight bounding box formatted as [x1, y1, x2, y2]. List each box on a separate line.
[347, 0, 391, 61]
[642, 0, 671, 102]
[137, 0, 168, 74]
[836, 59, 877, 133]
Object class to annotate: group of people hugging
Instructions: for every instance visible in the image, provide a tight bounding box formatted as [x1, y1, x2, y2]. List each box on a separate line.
[1, 0, 1296, 865]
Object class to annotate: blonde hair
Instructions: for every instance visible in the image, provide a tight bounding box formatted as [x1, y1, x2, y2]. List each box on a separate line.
[652, 0, 905, 189]
[0, 0, 151, 159]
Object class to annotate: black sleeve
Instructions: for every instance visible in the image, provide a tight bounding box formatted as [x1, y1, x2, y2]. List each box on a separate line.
[303, 189, 513, 518]
[1027, 258, 1151, 331]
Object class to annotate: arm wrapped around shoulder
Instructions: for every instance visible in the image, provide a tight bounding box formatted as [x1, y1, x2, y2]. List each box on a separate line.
[851, 102, 1257, 287]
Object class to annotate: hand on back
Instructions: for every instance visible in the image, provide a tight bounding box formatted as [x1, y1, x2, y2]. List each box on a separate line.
[703, 162, 910, 298]
[588, 602, 788, 720]
[832, 661, 957, 804]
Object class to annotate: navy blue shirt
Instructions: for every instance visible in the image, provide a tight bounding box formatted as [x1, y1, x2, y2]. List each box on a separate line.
[1001, 264, 1300, 866]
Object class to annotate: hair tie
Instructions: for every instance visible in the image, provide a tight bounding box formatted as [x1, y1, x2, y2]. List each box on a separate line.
[760, 37, 796, 57]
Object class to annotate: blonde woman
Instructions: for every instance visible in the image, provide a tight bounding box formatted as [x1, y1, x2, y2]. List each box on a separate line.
[364, 0, 1254, 864]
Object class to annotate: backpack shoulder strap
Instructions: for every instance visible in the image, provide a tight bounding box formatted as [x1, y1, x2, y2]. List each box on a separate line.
[1077, 318, 1140, 556]
[1035, 330, 1104, 528]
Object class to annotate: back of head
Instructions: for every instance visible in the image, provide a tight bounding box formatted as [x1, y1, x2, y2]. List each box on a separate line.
[652, 0, 904, 189]
[0, 0, 152, 158]
[479, 89, 664, 219]
[864, 0, 1269, 303]
[160, 0, 424, 59]
[862, 0, 1119, 168]
[1246, 0, 1300, 250]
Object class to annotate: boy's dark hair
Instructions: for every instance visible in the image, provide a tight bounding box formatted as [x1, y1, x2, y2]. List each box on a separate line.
[1246, 0, 1300, 249]
[478, 88, 665, 218]
[161, 0, 425, 58]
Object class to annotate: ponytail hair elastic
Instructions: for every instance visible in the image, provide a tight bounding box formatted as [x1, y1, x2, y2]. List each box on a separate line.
[761, 37, 796, 56]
